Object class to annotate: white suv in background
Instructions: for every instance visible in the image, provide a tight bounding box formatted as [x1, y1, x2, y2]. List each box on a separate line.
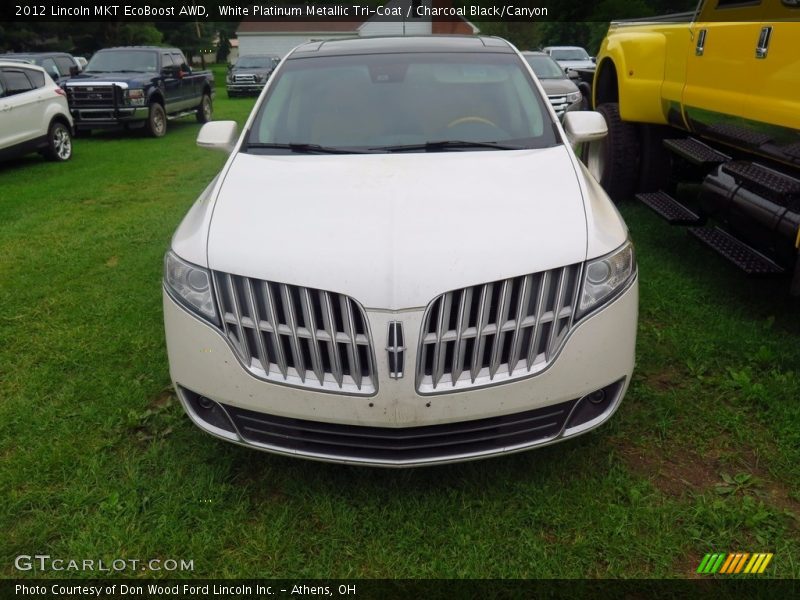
[0, 61, 73, 163]
[164, 36, 638, 467]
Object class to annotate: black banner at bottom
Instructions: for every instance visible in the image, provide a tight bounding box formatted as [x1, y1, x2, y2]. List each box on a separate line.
[3, 578, 799, 600]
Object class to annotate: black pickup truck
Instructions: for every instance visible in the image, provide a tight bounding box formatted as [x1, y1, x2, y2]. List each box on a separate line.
[64, 46, 214, 137]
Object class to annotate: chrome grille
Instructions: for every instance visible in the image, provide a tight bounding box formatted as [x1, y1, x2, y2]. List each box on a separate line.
[233, 74, 256, 83]
[416, 265, 582, 394]
[67, 84, 117, 107]
[213, 273, 376, 394]
[547, 94, 569, 117]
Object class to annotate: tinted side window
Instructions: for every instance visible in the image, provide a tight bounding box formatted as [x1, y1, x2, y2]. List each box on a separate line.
[25, 69, 45, 88]
[172, 53, 189, 71]
[54, 56, 74, 74]
[41, 58, 61, 78]
[2, 69, 34, 95]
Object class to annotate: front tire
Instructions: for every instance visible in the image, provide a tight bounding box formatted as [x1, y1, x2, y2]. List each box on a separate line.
[44, 121, 72, 161]
[145, 103, 167, 138]
[196, 92, 212, 123]
[584, 103, 639, 201]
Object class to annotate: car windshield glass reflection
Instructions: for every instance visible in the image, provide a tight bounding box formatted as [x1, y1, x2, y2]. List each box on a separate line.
[85, 51, 158, 73]
[248, 52, 558, 153]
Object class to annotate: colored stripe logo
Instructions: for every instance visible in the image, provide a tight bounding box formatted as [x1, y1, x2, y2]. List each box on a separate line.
[697, 552, 773, 574]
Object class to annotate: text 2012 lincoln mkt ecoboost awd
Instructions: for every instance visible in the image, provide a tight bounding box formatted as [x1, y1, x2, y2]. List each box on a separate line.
[163, 36, 638, 467]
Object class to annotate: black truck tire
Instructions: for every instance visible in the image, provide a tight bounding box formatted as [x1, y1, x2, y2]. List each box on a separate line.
[145, 102, 167, 138]
[43, 121, 72, 161]
[584, 103, 639, 202]
[196, 92, 212, 123]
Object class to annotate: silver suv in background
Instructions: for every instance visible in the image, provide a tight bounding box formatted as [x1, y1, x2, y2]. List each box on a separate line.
[522, 51, 583, 118]
[542, 46, 595, 76]
[0, 61, 73, 162]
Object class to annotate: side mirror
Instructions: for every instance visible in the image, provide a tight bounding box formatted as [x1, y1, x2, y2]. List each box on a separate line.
[591, 56, 596, 64]
[69, 65, 80, 76]
[197, 121, 238, 153]
[562, 111, 607, 145]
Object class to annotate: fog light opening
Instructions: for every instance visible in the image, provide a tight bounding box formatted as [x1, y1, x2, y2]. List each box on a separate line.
[564, 379, 625, 433]
[587, 389, 606, 405]
[179, 386, 238, 436]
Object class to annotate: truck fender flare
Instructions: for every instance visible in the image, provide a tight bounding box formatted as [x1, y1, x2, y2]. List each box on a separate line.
[147, 91, 165, 107]
[595, 32, 668, 124]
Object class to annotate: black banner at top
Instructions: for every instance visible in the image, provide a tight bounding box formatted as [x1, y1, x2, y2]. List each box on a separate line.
[4, 0, 797, 23]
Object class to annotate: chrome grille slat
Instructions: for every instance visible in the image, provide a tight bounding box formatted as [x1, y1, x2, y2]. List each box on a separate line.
[299, 288, 325, 385]
[244, 278, 271, 375]
[450, 287, 472, 385]
[213, 273, 376, 394]
[527, 271, 549, 370]
[417, 265, 582, 394]
[489, 279, 512, 377]
[262, 281, 288, 377]
[321, 291, 344, 386]
[470, 283, 493, 383]
[507, 274, 532, 375]
[340, 295, 363, 390]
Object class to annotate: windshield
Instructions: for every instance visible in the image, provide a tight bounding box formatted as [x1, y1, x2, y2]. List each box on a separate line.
[85, 51, 158, 73]
[524, 55, 566, 79]
[236, 56, 278, 69]
[248, 52, 558, 153]
[550, 49, 590, 61]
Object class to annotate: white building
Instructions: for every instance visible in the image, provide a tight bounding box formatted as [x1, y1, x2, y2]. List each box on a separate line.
[235, 0, 478, 60]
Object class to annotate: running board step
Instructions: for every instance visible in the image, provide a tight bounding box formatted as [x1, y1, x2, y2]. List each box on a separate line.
[688, 227, 785, 275]
[721, 161, 800, 204]
[636, 191, 702, 225]
[167, 110, 197, 120]
[664, 137, 729, 166]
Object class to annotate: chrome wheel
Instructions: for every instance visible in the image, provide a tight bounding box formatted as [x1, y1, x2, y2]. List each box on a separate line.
[45, 123, 72, 161]
[53, 126, 72, 160]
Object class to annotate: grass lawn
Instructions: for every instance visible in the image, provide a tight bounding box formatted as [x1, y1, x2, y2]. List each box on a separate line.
[1, 69, 799, 579]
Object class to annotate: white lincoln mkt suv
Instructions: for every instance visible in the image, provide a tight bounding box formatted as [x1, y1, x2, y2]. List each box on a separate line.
[163, 36, 638, 467]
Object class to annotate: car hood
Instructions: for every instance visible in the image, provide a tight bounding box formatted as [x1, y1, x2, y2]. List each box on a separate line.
[207, 146, 588, 310]
[538, 78, 580, 95]
[557, 60, 595, 71]
[67, 72, 152, 86]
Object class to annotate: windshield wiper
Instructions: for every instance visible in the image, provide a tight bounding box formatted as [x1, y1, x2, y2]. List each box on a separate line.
[371, 140, 526, 152]
[246, 142, 371, 154]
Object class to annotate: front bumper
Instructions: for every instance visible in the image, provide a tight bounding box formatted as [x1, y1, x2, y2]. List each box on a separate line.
[70, 106, 149, 126]
[164, 277, 638, 466]
[226, 83, 265, 95]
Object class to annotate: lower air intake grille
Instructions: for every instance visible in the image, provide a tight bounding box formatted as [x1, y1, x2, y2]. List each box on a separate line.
[213, 273, 376, 394]
[222, 397, 578, 463]
[417, 265, 582, 394]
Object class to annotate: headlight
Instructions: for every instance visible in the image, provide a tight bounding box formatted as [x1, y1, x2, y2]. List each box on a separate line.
[124, 89, 145, 105]
[254, 74, 264, 82]
[579, 241, 636, 317]
[164, 251, 218, 325]
[566, 91, 582, 104]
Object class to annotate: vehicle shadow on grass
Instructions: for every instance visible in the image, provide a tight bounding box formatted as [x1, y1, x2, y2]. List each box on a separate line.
[216, 426, 616, 500]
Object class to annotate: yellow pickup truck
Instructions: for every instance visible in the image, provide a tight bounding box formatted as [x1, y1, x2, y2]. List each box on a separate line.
[586, 0, 800, 294]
